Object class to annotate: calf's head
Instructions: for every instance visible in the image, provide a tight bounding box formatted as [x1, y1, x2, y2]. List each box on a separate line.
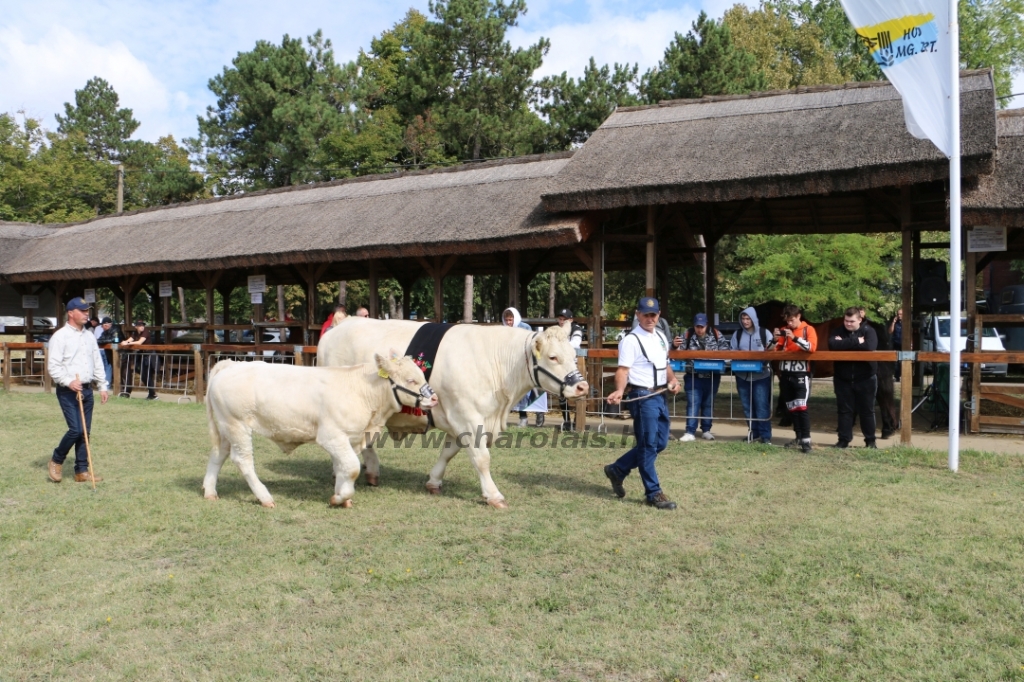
[375, 351, 438, 410]
[529, 322, 590, 399]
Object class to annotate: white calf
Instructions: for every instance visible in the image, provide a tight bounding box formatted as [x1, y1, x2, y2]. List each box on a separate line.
[202, 353, 437, 508]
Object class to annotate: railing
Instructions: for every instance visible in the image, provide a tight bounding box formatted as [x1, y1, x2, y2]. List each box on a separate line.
[6, 340, 1024, 441]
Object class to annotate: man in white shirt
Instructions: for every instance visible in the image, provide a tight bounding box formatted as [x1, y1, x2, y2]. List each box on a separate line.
[46, 297, 108, 483]
[603, 297, 681, 510]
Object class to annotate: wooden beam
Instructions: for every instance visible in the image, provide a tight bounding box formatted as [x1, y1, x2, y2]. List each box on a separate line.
[900, 188, 914, 445]
[646, 205, 656, 297]
[368, 260, 380, 319]
[573, 246, 593, 271]
[432, 257, 444, 322]
[438, 254, 459, 279]
[508, 250, 521, 311]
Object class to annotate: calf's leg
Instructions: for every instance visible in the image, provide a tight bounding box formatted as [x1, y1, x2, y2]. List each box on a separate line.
[321, 434, 361, 508]
[202, 435, 231, 500]
[426, 436, 459, 495]
[226, 426, 275, 508]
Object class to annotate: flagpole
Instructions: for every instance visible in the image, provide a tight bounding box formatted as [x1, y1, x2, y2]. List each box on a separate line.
[948, 0, 961, 472]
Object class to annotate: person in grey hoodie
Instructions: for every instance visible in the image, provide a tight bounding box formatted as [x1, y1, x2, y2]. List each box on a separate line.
[503, 307, 544, 428]
[730, 307, 776, 444]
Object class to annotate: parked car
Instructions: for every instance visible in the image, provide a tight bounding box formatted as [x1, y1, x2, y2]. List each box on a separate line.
[921, 315, 1008, 377]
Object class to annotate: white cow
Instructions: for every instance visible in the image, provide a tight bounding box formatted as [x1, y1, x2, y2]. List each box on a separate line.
[318, 318, 589, 508]
[202, 353, 438, 508]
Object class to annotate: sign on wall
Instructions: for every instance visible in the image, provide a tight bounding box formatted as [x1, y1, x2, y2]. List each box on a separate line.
[967, 226, 1007, 253]
[247, 275, 266, 294]
[83, 289, 96, 303]
[22, 295, 39, 309]
[250, 292, 263, 304]
[159, 280, 173, 297]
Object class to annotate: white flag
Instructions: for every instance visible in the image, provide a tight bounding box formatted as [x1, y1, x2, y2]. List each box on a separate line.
[838, 0, 952, 156]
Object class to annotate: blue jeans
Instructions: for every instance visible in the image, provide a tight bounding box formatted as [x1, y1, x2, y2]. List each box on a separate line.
[736, 375, 773, 440]
[610, 391, 670, 499]
[53, 385, 93, 474]
[684, 374, 721, 434]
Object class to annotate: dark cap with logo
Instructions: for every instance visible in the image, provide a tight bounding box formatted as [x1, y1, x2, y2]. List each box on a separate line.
[636, 297, 660, 314]
[65, 297, 90, 312]
[557, 308, 573, 319]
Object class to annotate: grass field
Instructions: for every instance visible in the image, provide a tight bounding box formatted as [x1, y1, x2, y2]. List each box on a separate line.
[2, 391, 1024, 681]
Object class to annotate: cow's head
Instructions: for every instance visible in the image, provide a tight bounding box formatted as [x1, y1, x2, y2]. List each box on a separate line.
[529, 321, 590, 400]
[375, 350, 439, 410]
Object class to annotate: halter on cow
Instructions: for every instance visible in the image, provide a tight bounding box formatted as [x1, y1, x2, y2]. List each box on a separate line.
[526, 333, 585, 395]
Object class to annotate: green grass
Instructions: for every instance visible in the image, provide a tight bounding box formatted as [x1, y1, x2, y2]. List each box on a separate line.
[2, 391, 1024, 681]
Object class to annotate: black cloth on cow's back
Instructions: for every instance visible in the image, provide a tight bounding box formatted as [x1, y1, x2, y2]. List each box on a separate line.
[403, 323, 454, 381]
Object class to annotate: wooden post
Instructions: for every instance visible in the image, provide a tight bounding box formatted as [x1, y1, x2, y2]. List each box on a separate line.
[217, 286, 232, 325]
[704, 237, 717, 322]
[575, 355, 588, 430]
[54, 281, 67, 329]
[193, 346, 205, 404]
[162, 293, 171, 342]
[43, 344, 51, 393]
[965, 245, 977, 433]
[900, 189, 914, 445]
[112, 346, 121, 396]
[464, 274, 474, 323]
[368, 260, 380, 319]
[646, 206, 656, 297]
[116, 164, 124, 214]
[590, 238, 604, 409]
[432, 257, 443, 322]
[508, 250, 521, 311]
[3, 344, 10, 392]
[205, 286, 215, 343]
[971, 314, 983, 433]
[293, 345, 305, 367]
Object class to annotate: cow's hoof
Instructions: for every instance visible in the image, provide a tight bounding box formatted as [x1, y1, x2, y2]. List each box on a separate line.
[204, 493, 218, 501]
[330, 495, 353, 508]
[881, 430, 894, 439]
[365, 473, 379, 486]
[425, 483, 442, 495]
[487, 498, 508, 509]
[261, 501, 276, 509]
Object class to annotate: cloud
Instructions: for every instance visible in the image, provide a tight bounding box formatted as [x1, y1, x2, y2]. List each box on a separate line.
[509, 0, 748, 79]
[0, 26, 198, 142]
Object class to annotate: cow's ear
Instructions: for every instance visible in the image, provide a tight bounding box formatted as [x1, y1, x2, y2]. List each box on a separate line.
[374, 353, 390, 378]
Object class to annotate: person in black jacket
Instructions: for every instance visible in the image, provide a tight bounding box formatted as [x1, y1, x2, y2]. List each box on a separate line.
[828, 307, 878, 448]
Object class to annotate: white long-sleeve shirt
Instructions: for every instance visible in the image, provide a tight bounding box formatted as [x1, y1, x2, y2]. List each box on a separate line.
[47, 323, 108, 391]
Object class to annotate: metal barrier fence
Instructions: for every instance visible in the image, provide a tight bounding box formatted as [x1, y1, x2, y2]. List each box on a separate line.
[116, 347, 196, 402]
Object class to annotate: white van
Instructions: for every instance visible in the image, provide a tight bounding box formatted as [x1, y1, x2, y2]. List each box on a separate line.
[921, 315, 1007, 376]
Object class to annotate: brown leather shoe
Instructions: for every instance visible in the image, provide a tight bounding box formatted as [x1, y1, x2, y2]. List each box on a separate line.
[47, 460, 62, 483]
[74, 472, 103, 483]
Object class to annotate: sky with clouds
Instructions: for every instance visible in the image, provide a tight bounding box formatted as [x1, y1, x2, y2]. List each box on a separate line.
[1, 0, 1021, 144]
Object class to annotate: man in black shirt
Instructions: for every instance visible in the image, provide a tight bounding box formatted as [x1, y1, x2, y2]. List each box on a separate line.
[828, 307, 878, 448]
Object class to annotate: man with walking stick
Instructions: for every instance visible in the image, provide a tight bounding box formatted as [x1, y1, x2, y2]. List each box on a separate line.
[46, 297, 107, 483]
[602, 297, 682, 510]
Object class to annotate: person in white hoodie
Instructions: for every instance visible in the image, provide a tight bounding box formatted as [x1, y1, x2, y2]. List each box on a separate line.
[730, 307, 776, 444]
[503, 307, 544, 428]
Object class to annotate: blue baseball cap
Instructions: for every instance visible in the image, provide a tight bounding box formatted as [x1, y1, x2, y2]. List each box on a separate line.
[636, 297, 660, 314]
[693, 313, 709, 327]
[66, 297, 90, 312]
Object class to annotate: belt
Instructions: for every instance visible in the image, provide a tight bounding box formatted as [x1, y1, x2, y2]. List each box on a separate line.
[627, 384, 666, 392]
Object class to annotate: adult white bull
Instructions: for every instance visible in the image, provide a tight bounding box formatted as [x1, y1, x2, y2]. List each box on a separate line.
[318, 318, 589, 508]
[202, 353, 437, 508]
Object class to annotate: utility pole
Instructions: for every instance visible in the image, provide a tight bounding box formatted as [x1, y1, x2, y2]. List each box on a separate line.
[116, 164, 124, 214]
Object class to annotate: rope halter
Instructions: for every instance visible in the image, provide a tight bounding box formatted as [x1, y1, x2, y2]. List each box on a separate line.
[525, 333, 584, 395]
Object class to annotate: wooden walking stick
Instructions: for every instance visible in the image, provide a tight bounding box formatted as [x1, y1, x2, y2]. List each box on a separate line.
[75, 374, 97, 491]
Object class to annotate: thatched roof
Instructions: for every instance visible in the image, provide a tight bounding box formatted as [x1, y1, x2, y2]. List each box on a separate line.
[543, 70, 998, 213]
[1, 153, 586, 283]
[963, 109, 1024, 227]
[0, 222, 58, 275]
